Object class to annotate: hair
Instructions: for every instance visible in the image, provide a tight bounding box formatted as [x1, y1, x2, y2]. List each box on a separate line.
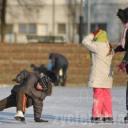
[117, 8, 128, 24]
[107, 43, 113, 56]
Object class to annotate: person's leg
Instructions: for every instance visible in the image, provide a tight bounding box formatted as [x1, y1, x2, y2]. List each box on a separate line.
[124, 82, 128, 122]
[15, 88, 27, 121]
[59, 68, 64, 86]
[54, 69, 59, 86]
[126, 82, 128, 111]
[26, 97, 33, 108]
[91, 88, 103, 122]
[61, 65, 67, 86]
[15, 96, 32, 121]
[0, 94, 16, 111]
[102, 88, 113, 122]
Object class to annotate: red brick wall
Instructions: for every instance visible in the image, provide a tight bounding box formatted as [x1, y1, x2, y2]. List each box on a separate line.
[0, 43, 126, 86]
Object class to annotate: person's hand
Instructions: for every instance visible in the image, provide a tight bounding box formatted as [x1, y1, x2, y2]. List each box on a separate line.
[114, 45, 125, 53]
[117, 62, 126, 73]
[34, 118, 48, 122]
[92, 28, 100, 37]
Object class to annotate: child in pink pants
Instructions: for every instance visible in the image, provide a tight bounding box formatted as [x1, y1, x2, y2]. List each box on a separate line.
[82, 28, 113, 123]
[92, 88, 112, 121]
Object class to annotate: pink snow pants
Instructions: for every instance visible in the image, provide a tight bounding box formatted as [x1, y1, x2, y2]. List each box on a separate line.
[92, 88, 112, 117]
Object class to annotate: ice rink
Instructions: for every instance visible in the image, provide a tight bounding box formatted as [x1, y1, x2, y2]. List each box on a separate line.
[0, 86, 128, 128]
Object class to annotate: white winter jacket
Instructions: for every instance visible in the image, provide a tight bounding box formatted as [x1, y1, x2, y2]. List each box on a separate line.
[82, 34, 113, 88]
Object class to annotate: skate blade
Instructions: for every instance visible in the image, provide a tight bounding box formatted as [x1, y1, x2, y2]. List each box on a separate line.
[124, 120, 128, 123]
[15, 116, 25, 122]
[41, 120, 48, 122]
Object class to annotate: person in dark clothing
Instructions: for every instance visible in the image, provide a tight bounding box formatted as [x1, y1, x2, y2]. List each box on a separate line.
[114, 7, 128, 123]
[47, 53, 68, 86]
[0, 65, 57, 122]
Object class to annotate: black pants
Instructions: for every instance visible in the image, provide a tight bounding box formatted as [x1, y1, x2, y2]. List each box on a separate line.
[0, 93, 32, 112]
[126, 82, 128, 110]
[56, 65, 68, 86]
[0, 94, 16, 111]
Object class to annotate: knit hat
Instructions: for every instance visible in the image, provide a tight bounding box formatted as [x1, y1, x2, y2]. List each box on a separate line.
[117, 8, 128, 24]
[94, 29, 108, 43]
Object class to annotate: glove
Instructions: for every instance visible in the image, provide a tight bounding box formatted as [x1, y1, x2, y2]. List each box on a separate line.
[114, 45, 125, 53]
[117, 62, 126, 72]
[92, 28, 100, 37]
[34, 118, 48, 122]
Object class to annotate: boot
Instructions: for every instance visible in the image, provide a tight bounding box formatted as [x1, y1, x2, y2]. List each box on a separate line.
[34, 118, 48, 122]
[102, 117, 113, 123]
[15, 111, 25, 121]
[124, 113, 128, 123]
[91, 117, 102, 123]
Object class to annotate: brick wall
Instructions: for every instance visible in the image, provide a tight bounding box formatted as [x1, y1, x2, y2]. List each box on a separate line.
[0, 43, 126, 86]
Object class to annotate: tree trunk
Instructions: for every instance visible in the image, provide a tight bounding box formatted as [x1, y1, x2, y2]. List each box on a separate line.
[1, 0, 7, 43]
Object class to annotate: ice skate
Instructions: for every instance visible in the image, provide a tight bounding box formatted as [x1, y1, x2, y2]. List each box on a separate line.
[15, 111, 25, 122]
[124, 113, 128, 123]
[102, 117, 113, 123]
[91, 117, 102, 123]
[34, 118, 48, 122]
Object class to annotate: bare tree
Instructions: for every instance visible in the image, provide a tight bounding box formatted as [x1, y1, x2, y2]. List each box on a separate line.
[66, 0, 80, 42]
[0, 0, 45, 43]
[17, 0, 45, 20]
[0, 0, 7, 43]
[6, 0, 45, 22]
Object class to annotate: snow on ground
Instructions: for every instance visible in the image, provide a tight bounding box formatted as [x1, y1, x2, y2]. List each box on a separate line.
[0, 86, 128, 128]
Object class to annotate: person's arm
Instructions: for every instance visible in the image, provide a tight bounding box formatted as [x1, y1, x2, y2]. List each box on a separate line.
[116, 30, 128, 72]
[117, 49, 128, 73]
[124, 29, 128, 51]
[46, 83, 52, 96]
[82, 34, 97, 53]
[33, 98, 44, 122]
[114, 29, 128, 53]
[33, 91, 48, 122]
[122, 29, 128, 62]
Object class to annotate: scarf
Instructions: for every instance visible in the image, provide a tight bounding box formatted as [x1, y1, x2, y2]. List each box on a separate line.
[120, 22, 128, 48]
[94, 29, 108, 43]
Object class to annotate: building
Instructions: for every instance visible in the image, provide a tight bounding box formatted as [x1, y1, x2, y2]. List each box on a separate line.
[4, 0, 128, 43]
[84, 0, 128, 42]
[5, 0, 81, 43]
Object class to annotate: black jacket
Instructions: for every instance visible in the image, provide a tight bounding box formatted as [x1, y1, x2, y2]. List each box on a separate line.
[49, 53, 68, 71]
[122, 29, 128, 62]
[114, 29, 128, 60]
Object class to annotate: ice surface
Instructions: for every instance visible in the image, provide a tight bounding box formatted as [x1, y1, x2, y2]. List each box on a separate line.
[0, 86, 127, 128]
